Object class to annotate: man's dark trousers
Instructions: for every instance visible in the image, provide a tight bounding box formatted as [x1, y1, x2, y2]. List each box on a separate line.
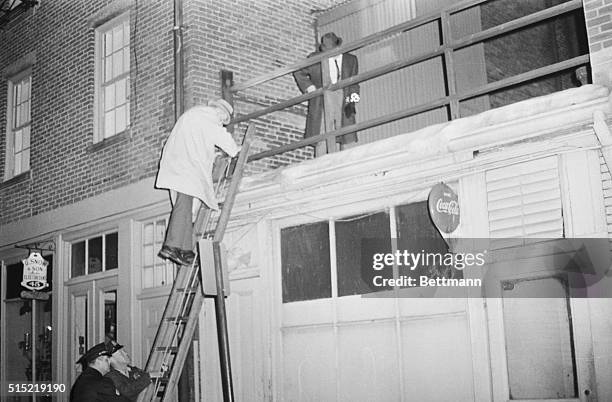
[164, 191, 194, 251]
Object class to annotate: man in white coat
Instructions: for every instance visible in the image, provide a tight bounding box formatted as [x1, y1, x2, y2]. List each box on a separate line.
[155, 99, 240, 266]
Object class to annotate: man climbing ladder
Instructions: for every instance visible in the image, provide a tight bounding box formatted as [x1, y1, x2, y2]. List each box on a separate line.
[155, 98, 241, 266]
[139, 101, 254, 402]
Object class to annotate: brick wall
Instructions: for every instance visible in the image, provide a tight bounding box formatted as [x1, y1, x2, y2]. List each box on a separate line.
[182, 0, 338, 172]
[584, 0, 612, 86]
[0, 0, 338, 225]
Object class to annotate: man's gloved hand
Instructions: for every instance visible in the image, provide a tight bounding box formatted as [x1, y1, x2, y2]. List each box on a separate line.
[344, 102, 356, 118]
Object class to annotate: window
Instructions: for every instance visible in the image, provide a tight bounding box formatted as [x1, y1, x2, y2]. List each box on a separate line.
[141, 219, 175, 288]
[71, 232, 118, 278]
[280, 201, 451, 303]
[95, 15, 130, 141]
[5, 71, 31, 179]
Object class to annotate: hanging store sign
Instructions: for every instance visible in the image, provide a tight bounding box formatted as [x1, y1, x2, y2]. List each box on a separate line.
[21, 252, 49, 291]
[428, 182, 460, 234]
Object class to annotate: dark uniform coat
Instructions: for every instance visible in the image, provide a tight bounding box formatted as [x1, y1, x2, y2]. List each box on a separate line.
[106, 366, 152, 402]
[293, 51, 360, 144]
[70, 367, 123, 402]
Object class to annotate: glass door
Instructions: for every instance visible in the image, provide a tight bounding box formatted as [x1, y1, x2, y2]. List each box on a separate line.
[67, 276, 117, 385]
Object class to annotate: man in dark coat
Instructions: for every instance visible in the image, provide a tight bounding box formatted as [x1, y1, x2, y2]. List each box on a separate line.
[294, 32, 360, 156]
[70, 342, 123, 402]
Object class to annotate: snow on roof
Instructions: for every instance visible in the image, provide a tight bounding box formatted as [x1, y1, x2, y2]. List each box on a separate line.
[242, 84, 610, 189]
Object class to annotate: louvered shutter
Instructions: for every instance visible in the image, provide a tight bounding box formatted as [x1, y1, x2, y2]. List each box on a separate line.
[486, 156, 564, 242]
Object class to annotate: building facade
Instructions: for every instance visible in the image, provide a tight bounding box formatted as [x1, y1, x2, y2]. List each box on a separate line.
[1, 0, 612, 401]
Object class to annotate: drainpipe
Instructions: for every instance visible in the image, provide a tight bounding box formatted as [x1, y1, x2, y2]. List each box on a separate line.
[174, 0, 184, 120]
[173, 1, 193, 401]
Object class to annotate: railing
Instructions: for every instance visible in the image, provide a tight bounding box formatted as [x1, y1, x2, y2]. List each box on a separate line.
[221, 0, 589, 165]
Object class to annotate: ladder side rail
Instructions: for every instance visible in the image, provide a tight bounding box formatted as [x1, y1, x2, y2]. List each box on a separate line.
[212, 123, 255, 243]
[160, 291, 205, 401]
[142, 264, 193, 370]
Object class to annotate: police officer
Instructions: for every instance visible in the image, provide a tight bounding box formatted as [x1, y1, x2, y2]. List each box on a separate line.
[70, 342, 123, 402]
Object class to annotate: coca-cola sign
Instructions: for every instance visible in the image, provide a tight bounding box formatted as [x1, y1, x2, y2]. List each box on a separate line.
[428, 183, 460, 234]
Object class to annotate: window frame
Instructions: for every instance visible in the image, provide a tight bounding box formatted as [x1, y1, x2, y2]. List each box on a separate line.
[140, 217, 175, 289]
[69, 230, 119, 279]
[279, 200, 451, 304]
[93, 12, 131, 143]
[4, 68, 32, 181]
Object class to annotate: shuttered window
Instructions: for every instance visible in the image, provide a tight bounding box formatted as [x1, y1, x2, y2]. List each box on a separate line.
[486, 156, 564, 241]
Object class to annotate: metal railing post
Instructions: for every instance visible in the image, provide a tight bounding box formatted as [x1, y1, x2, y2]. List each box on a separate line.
[441, 11, 460, 120]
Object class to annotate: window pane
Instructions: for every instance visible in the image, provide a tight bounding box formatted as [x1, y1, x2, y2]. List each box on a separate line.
[143, 245, 154, 266]
[125, 79, 130, 126]
[155, 220, 166, 243]
[22, 148, 30, 172]
[396, 201, 454, 286]
[116, 104, 126, 132]
[104, 84, 115, 111]
[104, 56, 113, 82]
[21, 101, 29, 125]
[104, 290, 117, 342]
[113, 52, 123, 78]
[71, 241, 86, 277]
[116, 79, 126, 106]
[15, 83, 21, 104]
[6, 262, 24, 299]
[502, 277, 577, 399]
[23, 100, 30, 123]
[22, 126, 30, 150]
[154, 263, 164, 287]
[104, 32, 113, 56]
[14, 129, 22, 152]
[123, 47, 130, 71]
[23, 77, 30, 101]
[89, 237, 103, 274]
[104, 111, 115, 138]
[14, 152, 22, 176]
[113, 25, 123, 52]
[336, 212, 392, 296]
[14, 104, 21, 127]
[281, 221, 331, 303]
[123, 20, 130, 46]
[105, 232, 118, 270]
[143, 223, 154, 244]
[143, 267, 154, 288]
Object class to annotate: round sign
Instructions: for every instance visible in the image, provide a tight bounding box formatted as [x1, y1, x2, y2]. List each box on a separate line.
[428, 182, 460, 234]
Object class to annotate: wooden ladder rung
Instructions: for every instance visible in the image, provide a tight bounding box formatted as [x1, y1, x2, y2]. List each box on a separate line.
[176, 286, 198, 294]
[165, 316, 188, 323]
[155, 346, 178, 353]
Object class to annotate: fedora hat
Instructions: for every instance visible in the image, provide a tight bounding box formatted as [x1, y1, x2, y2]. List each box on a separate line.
[320, 32, 342, 50]
[208, 98, 233, 124]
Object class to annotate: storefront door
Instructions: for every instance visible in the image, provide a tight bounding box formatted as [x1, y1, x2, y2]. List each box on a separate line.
[66, 276, 117, 385]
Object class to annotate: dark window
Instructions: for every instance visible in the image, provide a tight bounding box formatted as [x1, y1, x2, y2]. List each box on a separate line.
[396, 201, 458, 285]
[71, 241, 86, 277]
[89, 236, 103, 274]
[6, 261, 24, 299]
[336, 212, 392, 296]
[281, 222, 331, 303]
[105, 232, 118, 270]
[71, 232, 118, 277]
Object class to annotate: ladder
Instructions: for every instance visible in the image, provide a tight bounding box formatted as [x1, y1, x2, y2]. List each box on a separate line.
[139, 123, 255, 402]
